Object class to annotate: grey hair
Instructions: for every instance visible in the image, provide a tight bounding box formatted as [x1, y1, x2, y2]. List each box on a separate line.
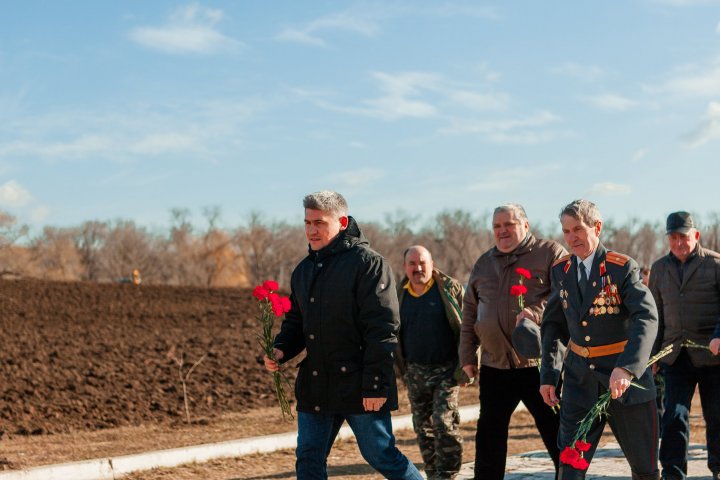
[560, 199, 602, 226]
[302, 190, 348, 216]
[493, 203, 528, 224]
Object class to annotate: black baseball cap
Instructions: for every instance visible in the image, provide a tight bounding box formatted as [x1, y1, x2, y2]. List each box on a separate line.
[666, 211, 695, 235]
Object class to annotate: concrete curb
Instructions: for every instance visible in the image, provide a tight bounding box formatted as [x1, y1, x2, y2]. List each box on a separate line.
[0, 404, 493, 480]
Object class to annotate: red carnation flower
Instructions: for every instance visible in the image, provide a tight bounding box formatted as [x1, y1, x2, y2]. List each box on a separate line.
[574, 440, 591, 452]
[252, 285, 269, 300]
[263, 280, 279, 291]
[572, 456, 589, 470]
[268, 292, 291, 317]
[516, 267, 532, 279]
[560, 446, 579, 465]
[510, 284, 528, 297]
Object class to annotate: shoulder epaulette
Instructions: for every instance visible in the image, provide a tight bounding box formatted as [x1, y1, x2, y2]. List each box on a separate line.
[552, 255, 571, 268]
[606, 251, 630, 266]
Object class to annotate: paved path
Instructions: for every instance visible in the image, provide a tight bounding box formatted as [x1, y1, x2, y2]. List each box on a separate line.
[457, 443, 711, 479]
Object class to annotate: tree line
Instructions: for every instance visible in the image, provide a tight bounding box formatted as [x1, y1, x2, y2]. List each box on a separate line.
[1, 208, 719, 288]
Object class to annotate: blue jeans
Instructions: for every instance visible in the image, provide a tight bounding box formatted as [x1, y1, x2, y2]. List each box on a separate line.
[660, 349, 720, 479]
[296, 410, 423, 480]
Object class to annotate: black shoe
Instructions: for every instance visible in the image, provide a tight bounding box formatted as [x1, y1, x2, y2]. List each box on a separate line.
[711, 471, 720, 480]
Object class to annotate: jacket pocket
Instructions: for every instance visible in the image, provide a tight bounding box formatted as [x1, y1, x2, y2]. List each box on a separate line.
[332, 361, 363, 405]
[294, 359, 310, 403]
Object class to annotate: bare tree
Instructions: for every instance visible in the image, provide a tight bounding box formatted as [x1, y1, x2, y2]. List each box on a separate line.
[603, 218, 664, 269]
[73, 220, 108, 281]
[96, 220, 165, 283]
[700, 212, 720, 252]
[423, 210, 494, 282]
[234, 212, 305, 288]
[0, 210, 28, 251]
[28, 226, 84, 281]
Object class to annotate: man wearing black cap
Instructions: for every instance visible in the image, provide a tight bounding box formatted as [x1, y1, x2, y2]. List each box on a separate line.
[648, 211, 720, 480]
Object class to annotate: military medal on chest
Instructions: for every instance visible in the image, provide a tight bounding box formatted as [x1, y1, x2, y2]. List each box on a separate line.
[588, 261, 622, 315]
[588, 261, 622, 316]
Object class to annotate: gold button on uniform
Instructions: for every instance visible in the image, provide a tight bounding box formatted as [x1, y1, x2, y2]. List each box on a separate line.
[581, 321, 588, 327]
[589, 364, 595, 370]
[585, 335, 591, 341]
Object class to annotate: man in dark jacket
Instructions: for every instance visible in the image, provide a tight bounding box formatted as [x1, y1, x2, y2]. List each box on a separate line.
[540, 199, 659, 480]
[396, 245, 465, 479]
[648, 211, 720, 480]
[263, 191, 422, 480]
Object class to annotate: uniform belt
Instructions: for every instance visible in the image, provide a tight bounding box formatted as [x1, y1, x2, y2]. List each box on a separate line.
[568, 339, 627, 358]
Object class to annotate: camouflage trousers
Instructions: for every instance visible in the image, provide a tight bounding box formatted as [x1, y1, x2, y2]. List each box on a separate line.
[405, 362, 463, 480]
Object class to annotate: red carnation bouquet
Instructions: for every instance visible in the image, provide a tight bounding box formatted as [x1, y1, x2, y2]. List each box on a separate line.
[510, 267, 531, 311]
[253, 280, 293, 419]
[559, 344, 674, 470]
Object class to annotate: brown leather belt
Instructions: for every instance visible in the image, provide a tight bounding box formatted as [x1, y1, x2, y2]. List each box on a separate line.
[568, 339, 627, 358]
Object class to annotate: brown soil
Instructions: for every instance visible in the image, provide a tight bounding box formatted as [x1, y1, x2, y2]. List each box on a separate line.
[0, 279, 291, 437]
[0, 279, 709, 479]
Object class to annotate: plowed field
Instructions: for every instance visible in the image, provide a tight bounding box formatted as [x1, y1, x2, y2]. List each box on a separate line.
[0, 279, 292, 436]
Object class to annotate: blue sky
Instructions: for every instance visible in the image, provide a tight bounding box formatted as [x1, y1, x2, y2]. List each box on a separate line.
[1, 1, 719, 234]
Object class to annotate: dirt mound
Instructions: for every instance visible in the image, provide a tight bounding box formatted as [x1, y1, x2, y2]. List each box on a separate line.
[0, 279, 295, 435]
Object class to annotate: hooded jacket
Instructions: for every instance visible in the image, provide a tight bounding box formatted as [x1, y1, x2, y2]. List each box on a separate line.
[273, 216, 400, 414]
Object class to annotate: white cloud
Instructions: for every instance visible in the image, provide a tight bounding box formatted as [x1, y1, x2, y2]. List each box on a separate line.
[581, 93, 640, 111]
[589, 182, 632, 195]
[683, 101, 720, 147]
[275, 5, 498, 48]
[130, 133, 198, 155]
[325, 168, 385, 187]
[438, 111, 563, 144]
[549, 62, 606, 81]
[631, 148, 649, 162]
[30, 205, 49, 223]
[0, 98, 265, 164]
[0, 135, 113, 159]
[447, 91, 508, 111]
[129, 4, 243, 54]
[349, 141, 366, 149]
[467, 164, 561, 191]
[0, 180, 32, 207]
[276, 13, 378, 47]
[645, 63, 720, 98]
[717, 21, 720, 33]
[320, 71, 508, 121]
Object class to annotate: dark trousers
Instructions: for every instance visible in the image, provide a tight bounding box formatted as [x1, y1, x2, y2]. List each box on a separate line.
[473, 365, 560, 480]
[660, 349, 720, 479]
[558, 396, 659, 480]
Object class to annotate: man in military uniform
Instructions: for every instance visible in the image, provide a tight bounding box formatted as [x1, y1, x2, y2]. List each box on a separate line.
[540, 199, 660, 480]
[396, 245, 465, 479]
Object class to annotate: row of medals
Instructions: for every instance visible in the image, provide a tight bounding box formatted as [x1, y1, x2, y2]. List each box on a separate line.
[559, 286, 622, 315]
[589, 291, 621, 315]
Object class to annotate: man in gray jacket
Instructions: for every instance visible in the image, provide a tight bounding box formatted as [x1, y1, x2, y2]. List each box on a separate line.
[649, 211, 720, 480]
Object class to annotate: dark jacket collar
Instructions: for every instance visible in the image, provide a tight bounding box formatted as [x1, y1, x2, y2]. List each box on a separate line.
[308, 216, 368, 260]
